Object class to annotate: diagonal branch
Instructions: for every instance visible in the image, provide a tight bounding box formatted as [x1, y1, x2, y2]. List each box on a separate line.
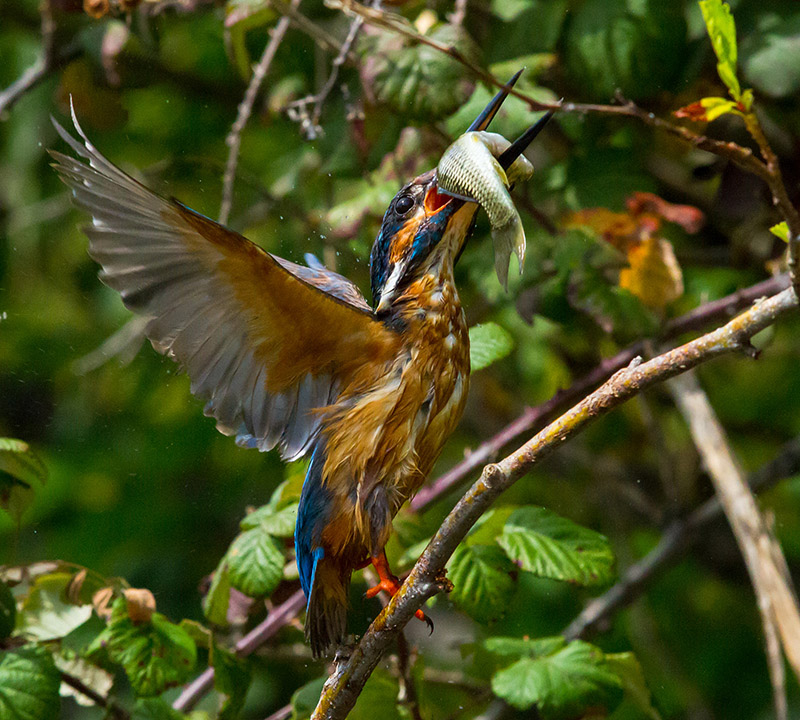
[312, 286, 799, 720]
[669, 371, 800, 719]
[563, 434, 800, 641]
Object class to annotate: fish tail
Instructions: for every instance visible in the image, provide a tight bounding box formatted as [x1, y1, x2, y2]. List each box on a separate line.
[492, 218, 526, 289]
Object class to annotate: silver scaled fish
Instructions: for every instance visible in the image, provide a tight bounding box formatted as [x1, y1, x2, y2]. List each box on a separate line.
[436, 131, 534, 289]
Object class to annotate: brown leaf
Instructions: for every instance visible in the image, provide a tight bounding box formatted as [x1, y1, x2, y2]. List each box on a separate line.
[620, 236, 684, 310]
[66, 570, 87, 605]
[123, 587, 156, 624]
[563, 208, 643, 253]
[626, 192, 705, 233]
[92, 586, 115, 620]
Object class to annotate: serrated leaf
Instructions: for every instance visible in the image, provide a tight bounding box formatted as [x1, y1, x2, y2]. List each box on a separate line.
[359, 24, 478, 121]
[699, 0, 741, 99]
[498, 507, 615, 586]
[213, 645, 251, 720]
[0, 438, 47, 523]
[469, 323, 514, 372]
[100, 597, 197, 696]
[491, 640, 623, 717]
[291, 676, 326, 720]
[203, 562, 232, 627]
[240, 502, 297, 537]
[0, 579, 15, 639]
[484, 635, 565, 658]
[0, 645, 61, 720]
[448, 544, 515, 624]
[226, 527, 285, 597]
[18, 572, 93, 641]
[605, 652, 662, 720]
[770, 221, 790, 243]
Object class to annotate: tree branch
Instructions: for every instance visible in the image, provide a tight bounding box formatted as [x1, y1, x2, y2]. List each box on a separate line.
[219, 2, 298, 225]
[669, 371, 800, 712]
[172, 588, 306, 712]
[563, 434, 800, 641]
[59, 671, 130, 720]
[312, 286, 799, 720]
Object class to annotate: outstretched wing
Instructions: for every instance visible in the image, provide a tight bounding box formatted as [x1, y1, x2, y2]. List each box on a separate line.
[50, 110, 400, 460]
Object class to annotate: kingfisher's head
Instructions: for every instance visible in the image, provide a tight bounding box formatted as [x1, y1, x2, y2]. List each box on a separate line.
[369, 71, 552, 315]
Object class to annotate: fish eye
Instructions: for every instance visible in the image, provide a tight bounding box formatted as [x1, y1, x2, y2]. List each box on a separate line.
[394, 195, 414, 215]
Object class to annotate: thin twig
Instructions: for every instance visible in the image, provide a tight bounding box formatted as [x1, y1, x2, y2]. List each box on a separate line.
[396, 631, 423, 720]
[311, 286, 799, 719]
[173, 588, 306, 712]
[264, 703, 293, 720]
[563, 435, 800, 641]
[219, 2, 298, 225]
[449, 0, 468, 28]
[0, 4, 80, 118]
[669, 372, 800, 713]
[60, 671, 130, 720]
[287, 15, 364, 140]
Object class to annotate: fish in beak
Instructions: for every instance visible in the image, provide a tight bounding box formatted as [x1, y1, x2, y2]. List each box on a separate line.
[370, 72, 555, 313]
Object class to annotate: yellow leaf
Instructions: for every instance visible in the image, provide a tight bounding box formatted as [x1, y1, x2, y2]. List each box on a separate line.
[619, 237, 683, 310]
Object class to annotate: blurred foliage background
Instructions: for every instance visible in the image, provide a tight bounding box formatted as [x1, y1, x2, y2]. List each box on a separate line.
[2, 0, 800, 717]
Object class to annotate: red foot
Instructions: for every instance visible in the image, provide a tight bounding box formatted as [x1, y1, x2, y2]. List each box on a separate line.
[364, 552, 433, 632]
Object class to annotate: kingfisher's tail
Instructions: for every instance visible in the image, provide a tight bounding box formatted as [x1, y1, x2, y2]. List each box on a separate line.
[305, 553, 350, 657]
[295, 441, 350, 657]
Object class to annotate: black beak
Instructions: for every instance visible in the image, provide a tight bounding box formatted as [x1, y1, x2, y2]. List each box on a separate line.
[465, 69, 557, 171]
[498, 109, 555, 170]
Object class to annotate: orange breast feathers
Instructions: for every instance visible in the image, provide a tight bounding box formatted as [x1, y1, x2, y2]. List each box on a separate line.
[316, 287, 470, 560]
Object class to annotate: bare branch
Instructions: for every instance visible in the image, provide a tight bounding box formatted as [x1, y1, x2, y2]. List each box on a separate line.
[287, 15, 364, 140]
[219, 3, 298, 225]
[173, 588, 306, 712]
[0, 2, 80, 118]
[413, 274, 790, 509]
[669, 371, 800, 710]
[563, 434, 800, 641]
[312, 286, 798, 720]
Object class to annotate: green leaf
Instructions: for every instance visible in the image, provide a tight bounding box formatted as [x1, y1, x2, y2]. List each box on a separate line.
[291, 676, 326, 720]
[605, 652, 662, 720]
[359, 24, 479, 121]
[699, 0, 741, 99]
[203, 562, 232, 627]
[18, 572, 93, 641]
[448, 544, 515, 624]
[132, 697, 189, 720]
[563, 0, 687, 101]
[484, 635, 565, 658]
[491, 640, 623, 717]
[498, 506, 615, 586]
[100, 597, 197, 697]
[0, 645, 61, 720]
[742, 12, 800, 98]
[224, 0, 277, 80]
[770, 221, 790, 243]
[0, 579, 15, 639]
[469, 322, 515, 372]
[226, 527, 285, 597]
[0, 438, 47, 523]
[240, 501, 298, 537]
[212, 645, 251, 720]
[350, 669, 402, 720]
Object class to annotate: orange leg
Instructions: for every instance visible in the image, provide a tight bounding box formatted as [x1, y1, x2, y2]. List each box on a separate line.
[364, 552, 433, 632]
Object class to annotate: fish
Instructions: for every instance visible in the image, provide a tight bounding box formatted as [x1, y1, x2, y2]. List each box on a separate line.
[436, 131, 534, 289]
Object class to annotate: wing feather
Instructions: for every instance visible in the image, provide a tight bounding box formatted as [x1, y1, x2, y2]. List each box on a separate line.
[51, 109, 399, 460]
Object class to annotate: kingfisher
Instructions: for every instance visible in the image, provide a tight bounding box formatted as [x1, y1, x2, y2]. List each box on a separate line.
[51, 74, 551, 657]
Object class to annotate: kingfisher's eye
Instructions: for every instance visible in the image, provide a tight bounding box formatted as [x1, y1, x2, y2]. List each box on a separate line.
[395, 195, 414, 215]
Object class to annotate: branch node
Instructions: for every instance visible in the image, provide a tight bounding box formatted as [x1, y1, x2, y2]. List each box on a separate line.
[483, 463, 503, 487]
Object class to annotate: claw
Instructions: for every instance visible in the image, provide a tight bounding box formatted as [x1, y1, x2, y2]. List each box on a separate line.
[364, 552, 433, 632]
